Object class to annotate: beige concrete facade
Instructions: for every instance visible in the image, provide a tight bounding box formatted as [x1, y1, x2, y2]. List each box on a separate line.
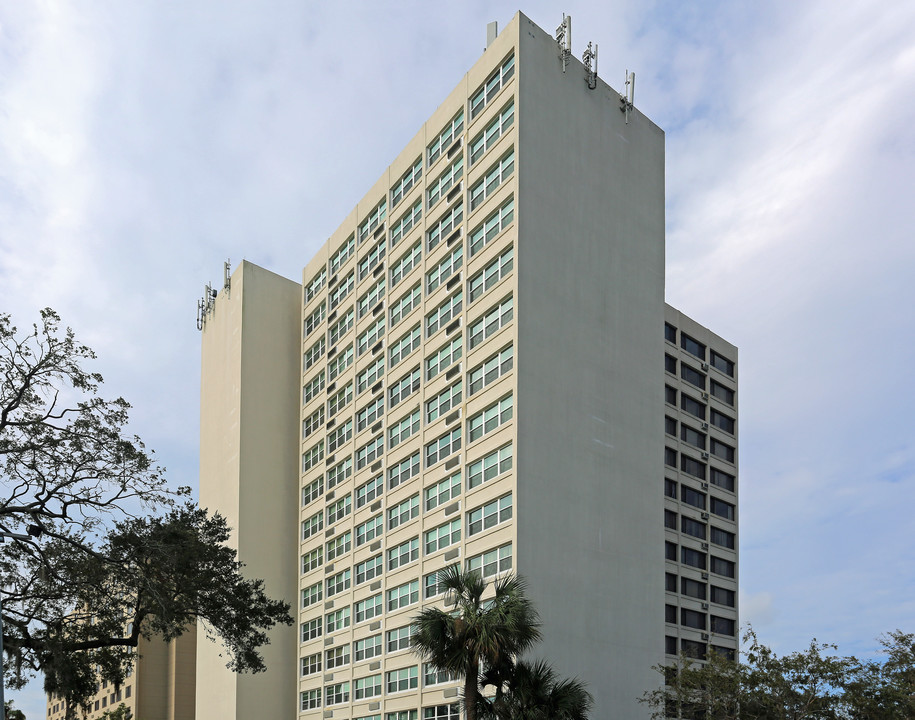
[197, 11, 738, 720]
[46, 626, 197, 720]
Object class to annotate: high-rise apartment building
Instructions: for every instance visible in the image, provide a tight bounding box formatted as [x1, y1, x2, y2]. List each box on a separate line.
[196, 12, 738, 720]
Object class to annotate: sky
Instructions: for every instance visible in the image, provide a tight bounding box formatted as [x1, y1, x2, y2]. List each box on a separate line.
[1, 0, 914, 715]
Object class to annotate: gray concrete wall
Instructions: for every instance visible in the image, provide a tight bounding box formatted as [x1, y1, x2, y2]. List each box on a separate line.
[514, 15, 666, 719]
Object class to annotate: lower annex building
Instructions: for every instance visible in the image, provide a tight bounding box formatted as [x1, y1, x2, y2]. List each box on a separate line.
[196, 12, 739, 720]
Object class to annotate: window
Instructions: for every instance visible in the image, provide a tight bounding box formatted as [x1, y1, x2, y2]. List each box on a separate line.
[326, 569, 351, 597]
[666, 573, 677, 592]
[469, 99, 514, 165]
[425, 565, 457, 599]
[358, 238, 387, 281]
[664, 322, 677, 343]
[711, 439, 735, 463]
[390, 283, 422, 327]
[387, 666, 419, 694]
[301, 510, 323, 540]
[389, 409, 420, 449]
[327, 382, 353, 417]
[326, 607, 351, 633]
[681, 577, 706, 600]
[304, 301, 327, 339]
[680, 485, 706, 510]
[710, 380, 735, 406]
[426, 427, 462, 467]
[354, 674, 383, 700]
[665, 354, 677, 374]
[389, 366, 421, 408]
[388, 452, 420, 490]
[469, 196, 514, 256]
[680, 455, 707, 480]
[467, 443, 512, 489]
[357, 317, 385, 357]
[665, 416, 677, 436]
[712, 645, 736, 661]
[711, 616, 736, 636]
[681, 516, 706, 540]
[388, 494, 420, 530]
[301, 547, 322, 573]
[305, 267, 327, 304]
[426, 336, 463, 381]
[426, 381, 462, 423]
[711, 468, 736, 492]
[681, 608, 706, 630]
[665, 541, 677, 561]
[391, 199, 423, 247]
[301, 616, 322, 642]
[467, 394, 513, 442]
[301, 689, 321, 711]
[326, 494, 352, 525]
[468, 245, 513, 303]
[468, 493, 512, 536]
[387, 625, 414, 653]
[665, 636, 678, 655]
[710, 350, 735, 377]
[681, 547, 707, 570]
[665, 385, 677, 405]
[468, 295, 513, 349]
[427, 201, 464, 252]
[303, 371, 325, 404]
[469, 148, 514, 211]
[356, 356, 384, 394]
[680, 424, 706, 450]
[665, 448, 677, 468]
[303, 407, 324, 440]
[681, 333, 706, 360]
[392, 157, 422, 207]
[424, 666, 459, 687]
[327, 419, 353, 453]
[327, 456, 352, 490]
[427, 291, 463, 337]
[301, 652, 321, 676]
[711, 409, 735, 434]
[390, 241, 422, 287]
[357, 276, 386, 318]
[326, 531, 352, 561]
[711, 585, 736, 607]
[427, 156, 463, 209]
[325, 682, 350, 706]
[390, 324, 421, 367]
[356, 434, 384, 469]
[328, 270, 355, 311]
[427, 244, 463, 293]
[355, 475, 384, 509]
[711, 526, 735, 549]
[328, 307, 354, 345]
[425, 472, 461, 511]
[387, 580, 419, 612]
[468, 344, 513, 395]
[354, 633, 383, 661]
[359, 198, 387, 244]
[664, 509, 677, 530]
[330, 234, 355, 274]
[681, 363, 706, 390]
[469, 53, 514, 119]
[711, 556, 735, 578]
[356, 395, 385, 432]
[466, 542, 512, 578]
[665, 604, 677, 623]
[302, 441, 324, 473]
[355, 553, 383, 584]
[301, 581, 322, 608]
[428, 109, 464, 166]
[710, 497, 735, 521]
[304, 337, 326, 372]
[355, 593, 383, 623]
[302, 478, 324, 507]
[425, 519, 461, 554]
[681, 394, 706, 420]
[389, 713, 418, 720]
[388, 537, 420, 571]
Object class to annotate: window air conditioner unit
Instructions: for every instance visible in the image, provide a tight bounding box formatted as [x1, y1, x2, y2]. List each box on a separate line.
[701, 603, 709, 610]
[701, 482, 709, 490]
[701, 543, 709, 550]
[701, 512, 709, 520]
[701, 452, 710, 460]
[701, 422, 709, 430]
[701, 572, 709, 579]
[701, 392, 709, 400]
[701, 633, 709, 641]
[701, 363, 709, 371]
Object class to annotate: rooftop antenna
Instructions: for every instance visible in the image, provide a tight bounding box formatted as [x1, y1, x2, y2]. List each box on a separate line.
[619, 69, 636, 123]
[224, 258, 231, 297]
[196, 281, 218, 331]
[556, 14, 572, 72]
[582, 42, 598, 89]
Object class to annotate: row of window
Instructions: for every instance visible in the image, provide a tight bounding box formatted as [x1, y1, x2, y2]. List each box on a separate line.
[664, 322, 736, 378]
[665, 572, 736, 607]
[663, 540, 735, 578]
[665, 605, 736, 636]
[665, 636, 736, 661]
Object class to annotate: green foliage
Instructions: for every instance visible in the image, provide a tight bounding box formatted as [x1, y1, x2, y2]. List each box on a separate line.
[0, 310, 292, 719]
[4, 699, 27, 720]
[640, 627, 915, 720]
[478, 659, 593, 720]
[98, 703, 131, 720]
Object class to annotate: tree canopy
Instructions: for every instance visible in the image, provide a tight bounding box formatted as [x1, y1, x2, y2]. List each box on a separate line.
[0, 309, 292, 717]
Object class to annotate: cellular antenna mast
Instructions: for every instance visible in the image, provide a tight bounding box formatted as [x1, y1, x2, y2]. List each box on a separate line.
[620, 69, 636, 123]
[583, 41, 598, 89]
[556, 14, 572, 72]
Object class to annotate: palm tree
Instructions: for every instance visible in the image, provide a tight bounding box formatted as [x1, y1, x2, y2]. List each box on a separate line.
[411, 566, 542, 720]
[479, 659, 593, 720]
